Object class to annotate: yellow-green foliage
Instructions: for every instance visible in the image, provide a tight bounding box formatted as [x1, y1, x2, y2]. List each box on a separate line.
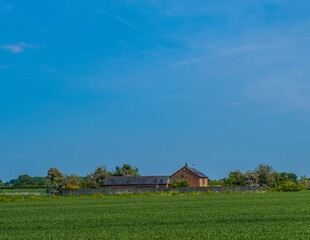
[65, 184, 80, 190]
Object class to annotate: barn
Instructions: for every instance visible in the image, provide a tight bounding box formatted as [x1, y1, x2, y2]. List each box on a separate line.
[104, 163, 208, 188]
[170, 163, 208, 187]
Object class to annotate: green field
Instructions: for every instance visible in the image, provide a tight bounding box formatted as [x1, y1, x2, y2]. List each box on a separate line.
[1, 192, 310, 239]
[0, 188, 46, 195]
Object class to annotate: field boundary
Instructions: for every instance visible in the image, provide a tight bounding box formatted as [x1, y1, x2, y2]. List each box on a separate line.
[60, 186, 265, 196]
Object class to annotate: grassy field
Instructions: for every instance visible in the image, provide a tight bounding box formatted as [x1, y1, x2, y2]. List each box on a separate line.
[0, 188, 46, 195]
[1, 192, 310, 239]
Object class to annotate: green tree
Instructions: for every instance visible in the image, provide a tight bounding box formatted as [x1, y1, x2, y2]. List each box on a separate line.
[86, 167, 111, 188]
[0, 179, 4, 187]
[113, 164, 139, 177]
[32, 177, 47, 186]
[255, 164, 280, 188]
[63, 174, 86, 189]
[224, 170, 246, 186]
[279, 172, 298, 183]
[46, 168, 64, 195]
[243, 170, 259, 186]
[17, 175, 36, 186]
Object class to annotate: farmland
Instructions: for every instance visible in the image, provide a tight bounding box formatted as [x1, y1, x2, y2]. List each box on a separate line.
[1, 192, 310, 239]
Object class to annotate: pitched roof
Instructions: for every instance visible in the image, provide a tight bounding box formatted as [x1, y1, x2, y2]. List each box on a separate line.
[187, 167, 208, 178]
[104, 176, 170, 186]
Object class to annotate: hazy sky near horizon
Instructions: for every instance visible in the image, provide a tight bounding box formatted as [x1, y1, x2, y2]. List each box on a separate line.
[1, 0, 310, 181]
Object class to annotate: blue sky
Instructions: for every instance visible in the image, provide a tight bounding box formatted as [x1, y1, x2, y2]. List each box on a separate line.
[1, 0, 310, 181]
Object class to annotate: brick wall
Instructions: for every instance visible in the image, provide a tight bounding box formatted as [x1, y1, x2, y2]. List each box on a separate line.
[170, 167, 208, 187]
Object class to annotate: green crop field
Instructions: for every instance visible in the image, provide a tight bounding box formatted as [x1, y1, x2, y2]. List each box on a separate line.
[0, 188, 46, 195]
[1, 192, 310, 239]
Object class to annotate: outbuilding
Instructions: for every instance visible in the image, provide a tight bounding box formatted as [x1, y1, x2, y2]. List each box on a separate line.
[170, 163, 208, 187]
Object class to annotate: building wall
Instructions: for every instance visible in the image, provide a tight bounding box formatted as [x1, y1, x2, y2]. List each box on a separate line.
[170, 168, 198, 187]
[199, 178, 208, 187]
[170, 168, 208, 187]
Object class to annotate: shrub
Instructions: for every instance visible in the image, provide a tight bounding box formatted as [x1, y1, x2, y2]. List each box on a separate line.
[170, 180, 190, 188]
[273, 181, 306, 192]
[66, 184, 80, 190]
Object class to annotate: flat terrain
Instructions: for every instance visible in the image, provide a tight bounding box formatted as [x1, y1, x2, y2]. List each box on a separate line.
[0, 188, 46, 195]
[1, 192, 310, 239]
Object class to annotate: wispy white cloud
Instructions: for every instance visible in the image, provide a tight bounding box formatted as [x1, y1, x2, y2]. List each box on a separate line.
[219, 44, 272, 56]
[0, 45, 23, 53]
[0, 42, 45, 53]
[96, 10, 141, 32]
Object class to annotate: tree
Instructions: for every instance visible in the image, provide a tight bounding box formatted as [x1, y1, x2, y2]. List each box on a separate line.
[300, 175, 310, 189]
[86, 167, 111, 188]
[85, 174, 99, 188]
[17, 175, 36, 186]
[32, 177, 47, 186]
[279, 172, 298, 183]
[62, 174, 86, 189]
[171, 179, 190, 188]
[243, 170, 259, 186]
[0, 179, 4, 187]
[113, 164, 139, 177]
[46, 168, 64, 195]
[224, 170, 246, 186]
[255, 164, 280, 188]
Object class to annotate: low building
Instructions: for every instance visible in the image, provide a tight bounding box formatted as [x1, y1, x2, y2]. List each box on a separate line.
[170, 163, 208, 187]
[104, 176, 170, 188]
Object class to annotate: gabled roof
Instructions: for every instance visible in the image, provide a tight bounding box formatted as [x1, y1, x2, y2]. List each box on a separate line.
[104, 176, 170, 186]
[187, 167, 208, 178]
[170, 164, 208, 178]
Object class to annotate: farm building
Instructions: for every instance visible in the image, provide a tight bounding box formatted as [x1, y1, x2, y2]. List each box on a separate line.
[104, 176, 170, 188]
[104, 163, 208, 188]
[170, 163, 208, 187]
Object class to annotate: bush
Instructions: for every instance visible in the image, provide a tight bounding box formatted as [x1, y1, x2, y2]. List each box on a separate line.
[66, 184, 80, 190]
[170, 180, 190, 188]
[273, 181, 306, 192]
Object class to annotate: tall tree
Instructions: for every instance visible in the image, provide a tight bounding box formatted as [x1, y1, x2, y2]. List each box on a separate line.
[255, 164, 280, 187]
[17, 175, 36, 186]
[224, 170, 246, 186]
[63, 174, 86, 189]
[86, 167, 111, 188]
[46, 168, 64, 195]
[113, 164, 139, 177]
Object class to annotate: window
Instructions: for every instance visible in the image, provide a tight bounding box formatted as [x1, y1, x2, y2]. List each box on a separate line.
[111, 180, 116, 184]
[159, 179, 163, 184]
[181, 174, 184, 178]
[141, 179, 145, 184]
[153, 179, 158, 184]
[126, 180, 130, 184]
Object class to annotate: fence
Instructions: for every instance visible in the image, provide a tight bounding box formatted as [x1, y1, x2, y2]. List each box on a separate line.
[60, 186, 265, 196]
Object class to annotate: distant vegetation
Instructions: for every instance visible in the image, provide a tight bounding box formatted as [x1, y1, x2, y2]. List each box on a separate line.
[0, 175, 46, 188]
[2, 163, 310, 193]
[46, 164, 139, 194]
[221, 164, 309, 192]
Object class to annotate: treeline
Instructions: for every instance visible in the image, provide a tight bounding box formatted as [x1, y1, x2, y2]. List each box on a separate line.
[0, 175, 46, 188]
[209, 164, 310, 192]
[46, 164, 139, 194]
